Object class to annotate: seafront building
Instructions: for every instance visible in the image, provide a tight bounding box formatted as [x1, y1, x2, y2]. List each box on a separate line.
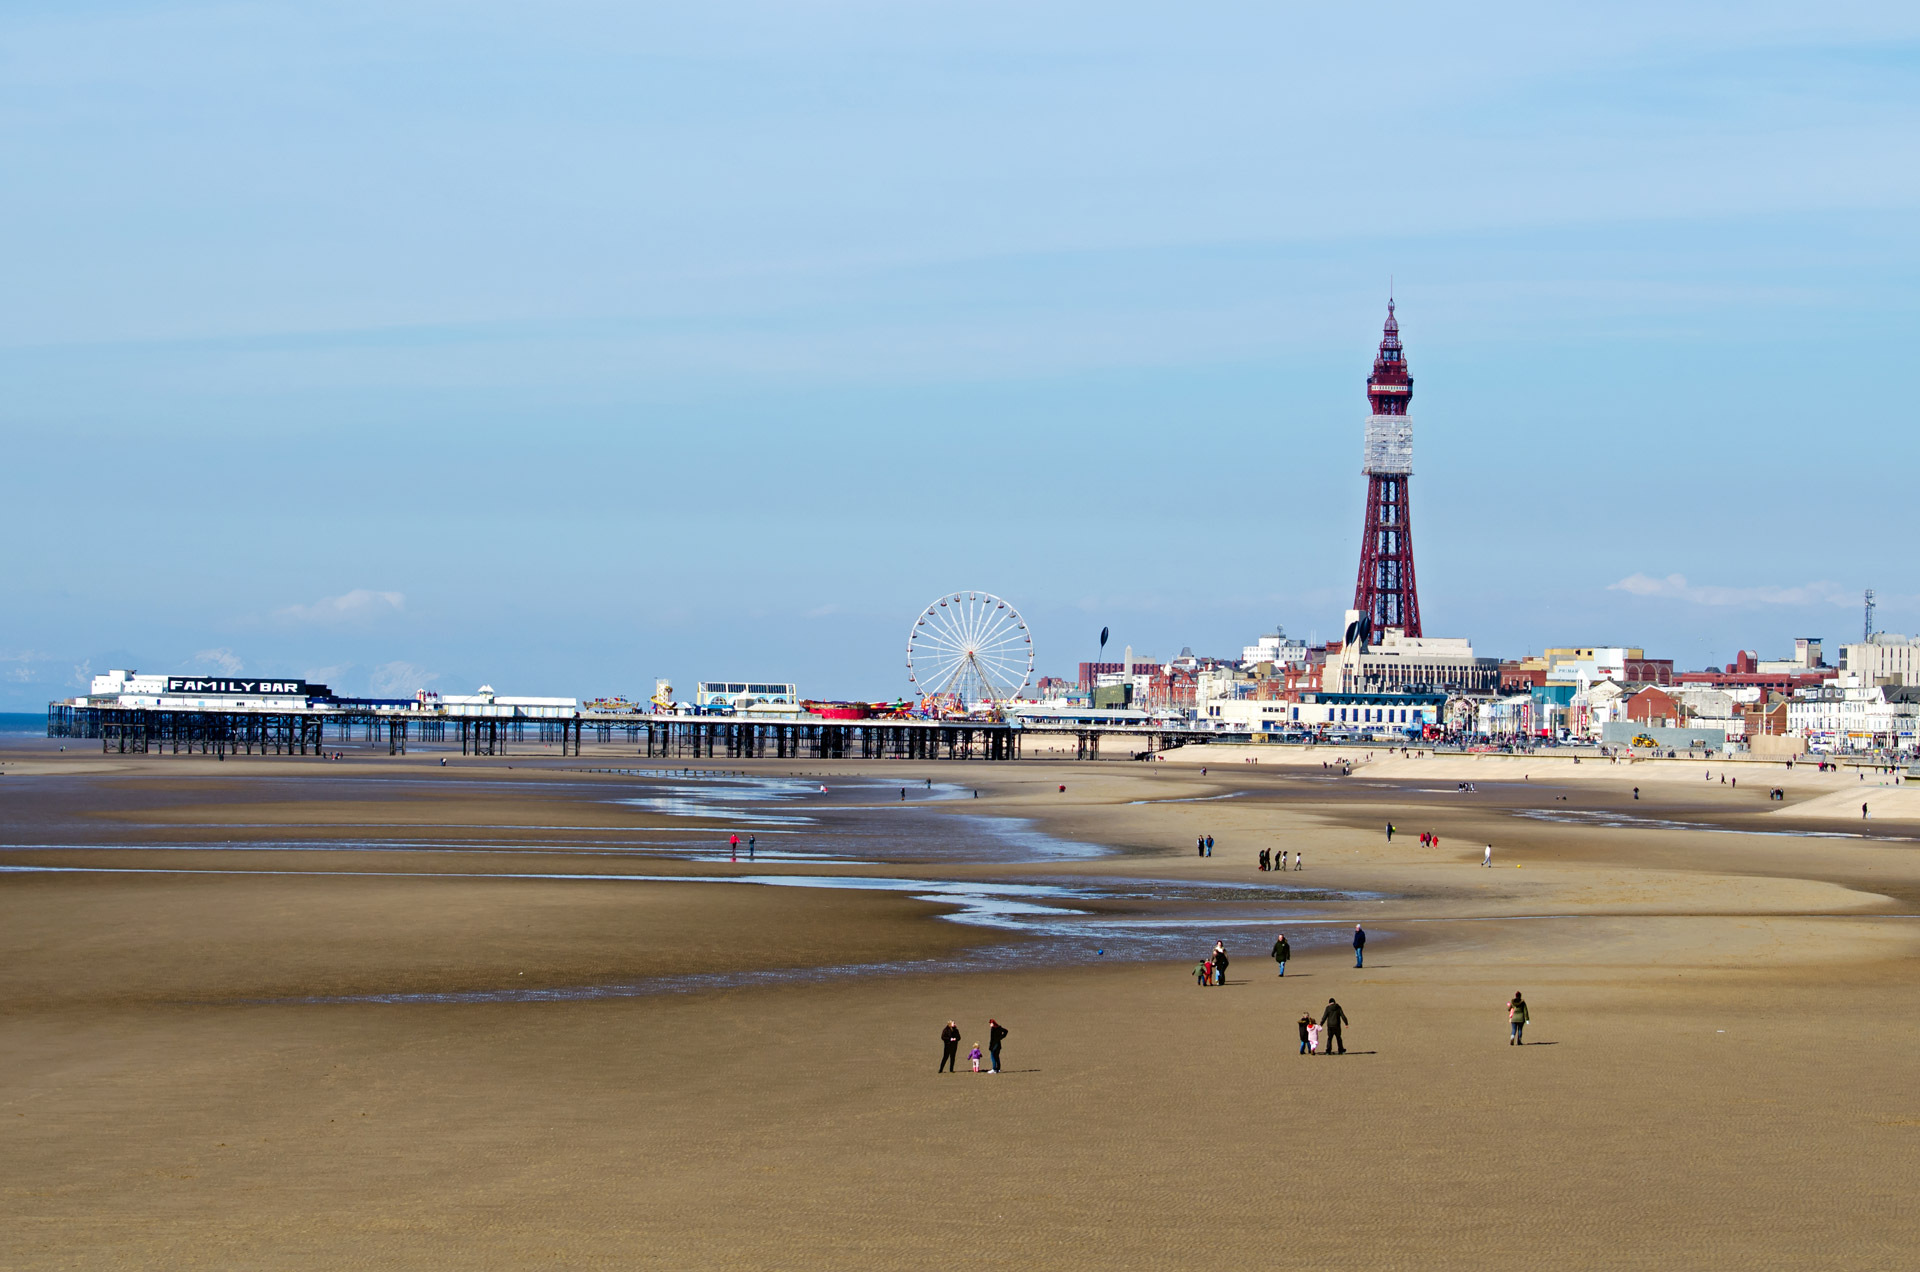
[1839, 634, 1920, 687]
[85, 670, 328, 711]
[78, 669, 578, 718]
[1328, 618, 1500, 695]
[1542, 648, 1674, 686]
[1788, 677, 1920, 752]
[693, 680, 803, 716]
[1675, 650, 1831, 693]
[1201, 690, 1444, 734]
[1240, 629, 1310, 671]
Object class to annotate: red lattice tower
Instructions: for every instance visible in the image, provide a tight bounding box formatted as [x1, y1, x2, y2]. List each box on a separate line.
[1351, 300, 1422, 636]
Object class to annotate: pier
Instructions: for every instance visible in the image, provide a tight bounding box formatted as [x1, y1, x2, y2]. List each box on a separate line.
[47, 705, 1214, 761]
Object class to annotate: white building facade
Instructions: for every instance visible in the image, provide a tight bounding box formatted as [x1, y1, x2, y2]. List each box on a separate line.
[1331, 622, 1501, 694]
[1240, 629, 1310, 671]
[1789, 679, 1920, 751]
[1840, 635, 1920, 687]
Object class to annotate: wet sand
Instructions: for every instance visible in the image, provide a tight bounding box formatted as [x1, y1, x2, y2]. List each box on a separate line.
[4, 741, 1919, 1268]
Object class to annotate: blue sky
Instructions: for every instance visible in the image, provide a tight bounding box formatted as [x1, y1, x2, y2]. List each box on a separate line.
[3, 2, 1917, 707]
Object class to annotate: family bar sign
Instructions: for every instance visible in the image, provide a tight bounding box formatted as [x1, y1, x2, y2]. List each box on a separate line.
[164, 678, 315, 696]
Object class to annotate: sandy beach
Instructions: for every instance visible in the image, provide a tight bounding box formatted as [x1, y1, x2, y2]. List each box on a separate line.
[4, 739, 1918, 1268]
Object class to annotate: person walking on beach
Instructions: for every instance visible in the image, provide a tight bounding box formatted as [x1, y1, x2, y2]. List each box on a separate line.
[1197, 835, 1206, 858]
[1320, 998, 1349, 1055]
[1206, 834, 1214, 857]
[1352, 925, 1366, 968]
[939, 1021, 961, 1072]
[1863, 802, 1869, 820]
[747, 834, 755, 860]
[1294, 851, 1303, 871]
[1194, 959, 1212, 988]
[1303, 1016, 1319, 1055]
[1386, 822, 1395, 842]
[969, 1043, 982, 1073]
[1483, 844, 1493, 868]
[1259, 847, 1270, 872]
[1272, 932, 1291, 977]
[1508, 993, 1529, 1045]
[1211, 941, 1230, 985]
[987, 1019, 1008, 1073]
[729, 833, 739, 861]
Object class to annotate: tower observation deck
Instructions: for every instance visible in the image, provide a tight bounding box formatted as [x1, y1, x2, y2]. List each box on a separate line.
[1352, 300, 1422, 636]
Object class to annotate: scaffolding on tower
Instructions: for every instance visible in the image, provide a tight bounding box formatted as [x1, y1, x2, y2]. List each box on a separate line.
[1352, 299, 1422, 637]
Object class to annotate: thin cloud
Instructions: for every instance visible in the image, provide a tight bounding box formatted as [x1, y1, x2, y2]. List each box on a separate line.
[2, 650, 51, 682]
[1608, 573, 1853, 607]
[191, 647, 244, 674]
[275, 589, 405, 623]
[370, 661, 438, 696]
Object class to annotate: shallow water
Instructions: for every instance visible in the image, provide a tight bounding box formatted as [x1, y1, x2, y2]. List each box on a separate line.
[0, 857, 1376, 997]
[1511, 807, 1917, 843]
[0, 769, 1385, 999]
[0, 770, 1103, 865]
[603, 775, 1113, 864]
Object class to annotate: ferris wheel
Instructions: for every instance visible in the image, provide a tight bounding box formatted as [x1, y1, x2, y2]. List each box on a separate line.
[906, 591, 1034, 712]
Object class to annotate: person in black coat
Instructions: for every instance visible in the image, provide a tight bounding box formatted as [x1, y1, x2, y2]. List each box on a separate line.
[1320, 998, 1349, 1055]
[1272, 933, 1291, 977]
[939, 1021, 961, 1072]
[987, 1019, 1008, 1073]
[1353, 924, 1366, 969]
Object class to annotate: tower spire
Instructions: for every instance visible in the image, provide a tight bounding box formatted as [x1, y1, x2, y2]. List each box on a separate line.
[1352, 298, 1422, 637]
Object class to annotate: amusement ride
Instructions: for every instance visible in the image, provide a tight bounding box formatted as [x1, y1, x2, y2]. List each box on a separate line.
[906, 591, 1034, 718]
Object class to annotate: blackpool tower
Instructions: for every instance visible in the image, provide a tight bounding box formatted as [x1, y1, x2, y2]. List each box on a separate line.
[1351, 299, 1422, 636]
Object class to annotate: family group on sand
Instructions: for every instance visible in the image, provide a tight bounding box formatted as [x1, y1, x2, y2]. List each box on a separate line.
[938, 1019, 1008, 1074]
[1298, 999, 1350, 1054]
[1194, 940, 1232, 985]
[1257, 847, 1301, 871]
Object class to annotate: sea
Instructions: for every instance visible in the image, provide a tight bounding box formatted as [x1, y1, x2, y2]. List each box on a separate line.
[0, 712, 48, 737]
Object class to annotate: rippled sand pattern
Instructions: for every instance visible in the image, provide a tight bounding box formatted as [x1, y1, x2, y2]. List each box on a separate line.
[3, 744, 1918, 1268]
